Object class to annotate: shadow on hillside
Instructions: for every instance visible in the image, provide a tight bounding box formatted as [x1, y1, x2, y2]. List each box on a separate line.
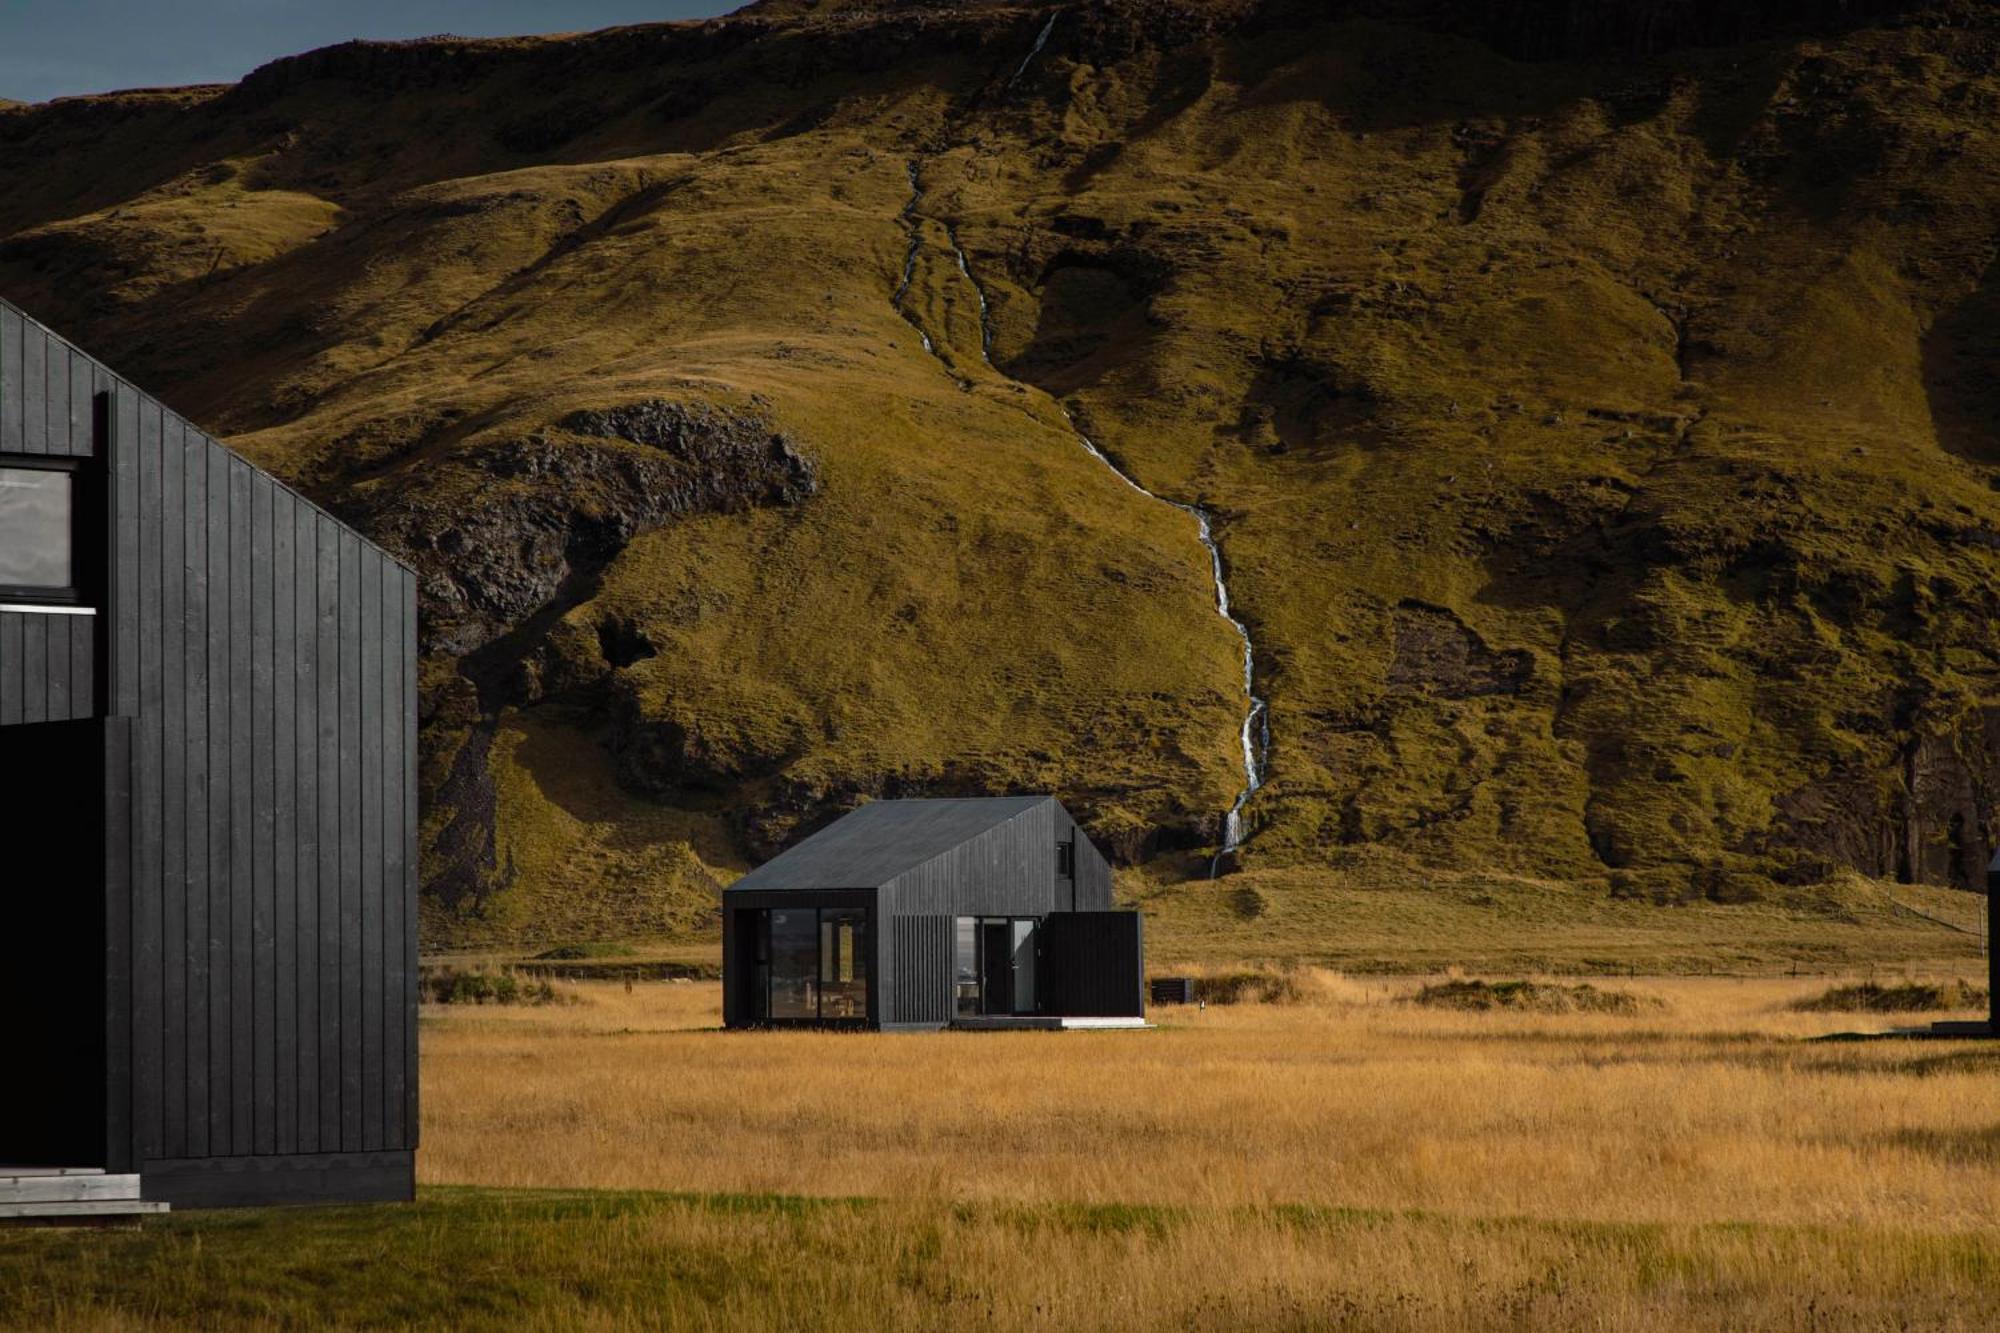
[1922, 253, 2000, 464]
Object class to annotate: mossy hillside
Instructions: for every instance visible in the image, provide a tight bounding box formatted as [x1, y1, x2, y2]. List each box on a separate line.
[950, 7, 2000, 893]
[1132, 850, 1990, 973]
[1, 3, 1998, 942]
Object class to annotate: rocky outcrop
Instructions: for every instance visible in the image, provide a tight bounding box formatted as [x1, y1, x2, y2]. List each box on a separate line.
[1753, 707, 2000, 892]
[361, 401, 817, 918]
[1387, 602, 1536, 699]
[357, 399, 816, 661]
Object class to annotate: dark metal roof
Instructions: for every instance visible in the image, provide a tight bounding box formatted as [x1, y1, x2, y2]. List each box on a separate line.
[727, 795, 1054, 891]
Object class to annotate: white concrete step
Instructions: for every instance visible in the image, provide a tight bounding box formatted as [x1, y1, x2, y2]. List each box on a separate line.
[0, 1198, 169, 1221]
[0, 1172, 145, 1204]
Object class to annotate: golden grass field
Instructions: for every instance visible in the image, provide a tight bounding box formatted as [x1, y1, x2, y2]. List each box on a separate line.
[420, 975, 1999, 1225]
[6, 962, 1997, 1329]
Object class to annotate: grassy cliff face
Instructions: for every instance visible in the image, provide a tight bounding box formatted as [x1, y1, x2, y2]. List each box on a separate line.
[1, 0, 1996, 942]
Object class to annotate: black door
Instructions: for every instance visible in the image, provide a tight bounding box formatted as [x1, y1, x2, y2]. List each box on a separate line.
[0, 719, 108, 1166]
[979, 920, 1014, 1015]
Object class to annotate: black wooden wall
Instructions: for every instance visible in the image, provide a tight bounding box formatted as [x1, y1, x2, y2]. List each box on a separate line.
[0, 298, 418, 1202]
[888, 915, 953, 1026]
[0, 303, 99, 721]
[0, 609, 95, 722]
[875, 798, 1116, 1027]
[1040, 912, 1146, 1019]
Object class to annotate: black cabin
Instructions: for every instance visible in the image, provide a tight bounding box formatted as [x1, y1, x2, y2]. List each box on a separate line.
[0, 299, 418, 1209]
[723, 795, 1145, 1030]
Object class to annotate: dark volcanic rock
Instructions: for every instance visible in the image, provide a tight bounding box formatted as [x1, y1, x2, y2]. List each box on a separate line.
[1387, 601, 1535, 699]
[362, 399, 816, 659]
[1752, 705, 2000, 892]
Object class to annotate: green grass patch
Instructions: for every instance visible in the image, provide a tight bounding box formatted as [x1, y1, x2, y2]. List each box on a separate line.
[7, 1187, 2000, 1330]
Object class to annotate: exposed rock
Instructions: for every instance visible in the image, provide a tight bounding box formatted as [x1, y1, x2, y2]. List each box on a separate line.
[1750, 706, 2000, 891]
[360, 400, 816, 660]
[596, 616, 658, 668]
[1387, 601, 1535, 699]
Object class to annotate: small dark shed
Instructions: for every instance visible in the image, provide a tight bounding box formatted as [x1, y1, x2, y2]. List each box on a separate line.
[723, 795, 1144, 1030]
[0, 299, 418, 1210]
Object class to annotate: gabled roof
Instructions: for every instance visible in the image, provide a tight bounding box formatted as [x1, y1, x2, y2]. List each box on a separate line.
[728, 795, 1054, 891]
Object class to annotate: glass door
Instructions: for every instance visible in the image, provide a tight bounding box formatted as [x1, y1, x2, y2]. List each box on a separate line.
[1009, 919, 1036, 1015]
[819, 909, 868, 1020]
[766, 909, 819, 1020]
[956, 916, 1040, 1016]
[979, 920, 1014, 1015]
[759, 908, 869, 1023]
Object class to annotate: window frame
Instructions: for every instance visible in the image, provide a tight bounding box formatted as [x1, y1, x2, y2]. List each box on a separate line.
[0, 454, 95, 608]
[758, 905, 871, 1026]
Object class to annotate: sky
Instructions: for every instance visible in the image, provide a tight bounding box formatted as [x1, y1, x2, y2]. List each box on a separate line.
[0, 1, 737, 103]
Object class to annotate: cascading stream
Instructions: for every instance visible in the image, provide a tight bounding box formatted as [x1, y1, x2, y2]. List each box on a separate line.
[891, 154, 1270, 874]
[1007, 12, 1060, 89]
[1063, 409, 1270, 877]
[892, 162, 935, 355]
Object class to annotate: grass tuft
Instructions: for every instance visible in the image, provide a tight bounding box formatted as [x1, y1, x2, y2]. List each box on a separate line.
[1792, 981, 1990, 1014]
[1408, 978, 1659, 1014]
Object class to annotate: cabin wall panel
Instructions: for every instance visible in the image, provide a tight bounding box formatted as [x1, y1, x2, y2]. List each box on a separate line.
[133, 388, 164, 1162]
[0, 306, 21, 452]
[1039, 912, 1145, 1018]
[0, 302, 418, 1197]
[883, 803, 1062, 920]
[107, 425, 419, 1172]
[889, 916, 953, 1025]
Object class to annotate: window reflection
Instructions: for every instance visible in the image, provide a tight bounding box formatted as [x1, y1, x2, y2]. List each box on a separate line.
[767, 909, 818, 1020]
[955, 917, 980, 1017]
[0, 467, 73, 591]
[761, 907, 869, 1022]
[819, 909, 868, 1020]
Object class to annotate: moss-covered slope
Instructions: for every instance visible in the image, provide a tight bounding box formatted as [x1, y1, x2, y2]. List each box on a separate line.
[2, 0, 1996, 942]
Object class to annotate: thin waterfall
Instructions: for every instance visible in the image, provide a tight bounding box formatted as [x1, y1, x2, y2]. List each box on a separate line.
[894, 127, 1273, 876]
[935, 218, 1271, 876]
[1007, 12, 1060, 89]
[1068, 412, 1269, 874]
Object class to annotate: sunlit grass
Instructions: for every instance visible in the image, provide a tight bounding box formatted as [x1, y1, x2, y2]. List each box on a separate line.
[6, 974, 1994, 1328]
[413, 977, 1999, 1231]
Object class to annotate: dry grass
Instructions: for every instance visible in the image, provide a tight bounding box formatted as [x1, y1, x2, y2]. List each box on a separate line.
[8, 971, 1997, 1329]
[1406, 977, 1658, 1014]
[9, 1185, 2000, 1330]
[419, 976, 1999, 1231]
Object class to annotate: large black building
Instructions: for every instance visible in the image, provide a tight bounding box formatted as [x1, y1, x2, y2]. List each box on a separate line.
[723, 795, 1145, 1030]
[0, 299, 418, 1209]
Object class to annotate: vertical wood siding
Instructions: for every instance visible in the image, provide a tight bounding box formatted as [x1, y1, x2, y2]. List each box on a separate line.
[0, 611, 94, 722]
[0, 300, 419, 1176]
[113, 411, 420, 1163]
[0, 306, 101, 717]
[1039, 912, 1146, 1018]
[881, 800, 1062, 918]
[888, 916, 953, 1025]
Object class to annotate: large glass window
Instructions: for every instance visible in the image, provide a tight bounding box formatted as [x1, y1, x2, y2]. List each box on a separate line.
[0, 466, 75, 594]
[766, 909, 819, 1020]
[760, 907, 869, 1022]
[819, 908, 868, 1020]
